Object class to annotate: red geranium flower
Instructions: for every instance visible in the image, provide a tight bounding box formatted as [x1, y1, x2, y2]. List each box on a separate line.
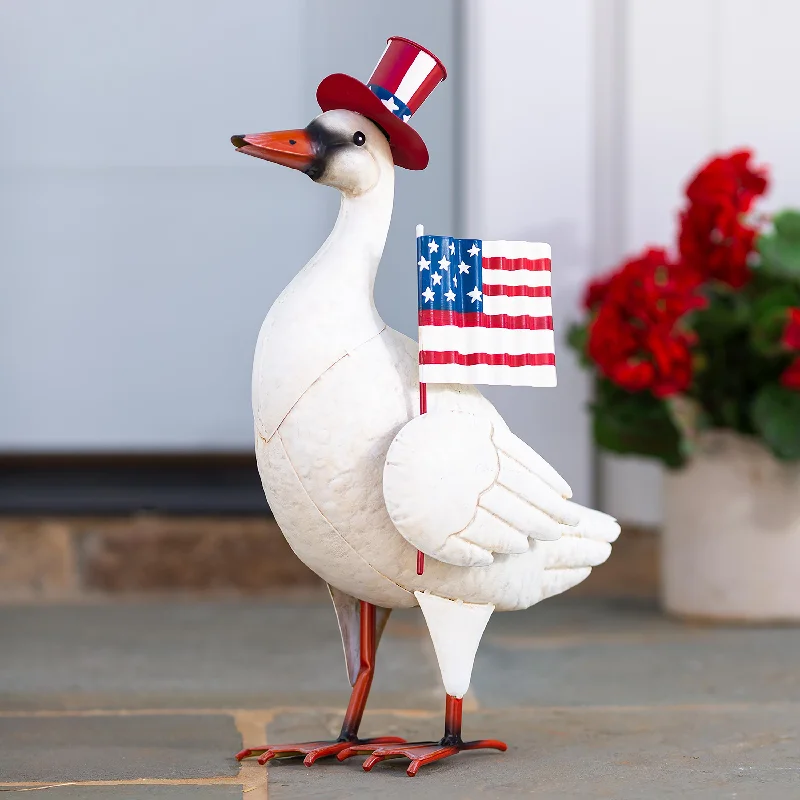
[586, 248, 704, 397]
[781, 358, 800, 391]
[783, 308, 800, 350]
[677, 150, 768, 289]
[684, 149, 768, 212]
[583, 274, 612, 311]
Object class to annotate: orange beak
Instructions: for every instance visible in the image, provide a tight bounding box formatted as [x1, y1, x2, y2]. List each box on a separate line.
[230, 129, 316, 172]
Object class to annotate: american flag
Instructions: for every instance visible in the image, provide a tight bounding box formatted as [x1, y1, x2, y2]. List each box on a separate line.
[416, 230, 556, 387]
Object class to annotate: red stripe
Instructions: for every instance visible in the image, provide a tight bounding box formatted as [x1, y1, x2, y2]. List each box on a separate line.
[369, 40, 419, 94]
[405, 63, 444, 112]
[482, 284, 551, 298]
[420, 351, 556, 367]
[419, 310, 553, 330]
[482, 257, 551, 271]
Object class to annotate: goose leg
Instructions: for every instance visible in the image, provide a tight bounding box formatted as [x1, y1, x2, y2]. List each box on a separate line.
[235, 599, 404, 766]
[338, 590, 506, 774]
[338, 693, 506, 776]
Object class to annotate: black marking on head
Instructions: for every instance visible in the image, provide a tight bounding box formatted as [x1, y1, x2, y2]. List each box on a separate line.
[303, 117, 368, 181]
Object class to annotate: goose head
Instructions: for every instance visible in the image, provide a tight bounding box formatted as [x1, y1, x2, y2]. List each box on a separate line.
[231, 109, 393, 197]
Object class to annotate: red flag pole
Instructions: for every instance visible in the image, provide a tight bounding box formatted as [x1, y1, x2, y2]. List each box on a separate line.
[416, 224, 426, 576]
[416, 381, 427, 575]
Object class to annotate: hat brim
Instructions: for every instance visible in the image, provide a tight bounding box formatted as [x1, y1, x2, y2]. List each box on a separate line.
[317, 73, 429, 171]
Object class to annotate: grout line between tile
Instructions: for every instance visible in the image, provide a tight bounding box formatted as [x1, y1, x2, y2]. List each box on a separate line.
[3, 701, 800, 720]
[0, 778, 243, 789]
[233, 710, 276, 800]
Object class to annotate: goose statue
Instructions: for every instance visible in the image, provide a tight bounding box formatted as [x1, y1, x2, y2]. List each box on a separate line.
[233, 37, 620, 777]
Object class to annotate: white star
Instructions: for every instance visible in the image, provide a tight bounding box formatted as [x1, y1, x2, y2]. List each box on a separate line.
[467, 243, 480, 258]
[449, 242, 455, 254]
[431, 272, 442, 286]
[457, 261, 470, 274]
[444, 288, 456, 302]
[453, 275, 458, 287]
[382, 96, 399, 112]
[428, 240, 439, 254]
[438, 256, 450, 271]
[421, 287, 436, 303]
[418, 256, 430, 271]
[468, 287, 483, 304]
[402, 114, 411, 122]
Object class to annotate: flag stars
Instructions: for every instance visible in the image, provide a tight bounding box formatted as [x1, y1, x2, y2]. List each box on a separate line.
[382, 96, 399, 113]
[419, 237, 485, 312]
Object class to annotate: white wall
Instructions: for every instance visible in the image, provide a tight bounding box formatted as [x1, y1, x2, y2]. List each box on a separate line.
[463, 0, 595, 503]
[0, 0, 457, 451]
[601, 0, 800, 524]
[6, 0, 797, 521]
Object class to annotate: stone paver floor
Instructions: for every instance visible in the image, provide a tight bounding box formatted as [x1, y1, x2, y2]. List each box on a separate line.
[1, 595, 798, 798]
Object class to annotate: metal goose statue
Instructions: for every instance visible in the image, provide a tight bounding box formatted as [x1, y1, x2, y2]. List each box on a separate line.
[231, 37, 620, 777]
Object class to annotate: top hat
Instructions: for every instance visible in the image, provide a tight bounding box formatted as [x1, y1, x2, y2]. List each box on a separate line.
[316, 36, 447, 171]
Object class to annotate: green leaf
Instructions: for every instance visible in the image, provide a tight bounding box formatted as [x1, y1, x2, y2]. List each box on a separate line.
[774, 209, 800, 242]
[751, 383, 800, 460]
[758, 209, 800, 280]
[566, 323, 591, 367]
[591, 379, 686, 468]
[750, 285, 800, 356]
[692, 289, 749, 342]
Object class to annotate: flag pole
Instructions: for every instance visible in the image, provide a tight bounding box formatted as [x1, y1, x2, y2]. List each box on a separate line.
[415, 224, 426, 576]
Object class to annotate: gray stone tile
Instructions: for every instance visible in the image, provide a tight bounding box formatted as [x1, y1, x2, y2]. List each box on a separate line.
[474, 598, 800, 707]
[0, 789, 241, 800]
[264, 706, 800, 799]
[0, 601, 439, 711]
[0, 714, 240, 782]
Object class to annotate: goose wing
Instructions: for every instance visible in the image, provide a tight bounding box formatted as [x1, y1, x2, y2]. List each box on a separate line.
[383, 411, 619, 567]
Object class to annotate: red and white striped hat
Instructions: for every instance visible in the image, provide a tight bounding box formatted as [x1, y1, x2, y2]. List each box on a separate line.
[317, 37, 447, 171]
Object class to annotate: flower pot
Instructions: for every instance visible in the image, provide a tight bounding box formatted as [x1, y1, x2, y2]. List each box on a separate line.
[662, 430, 800, 622]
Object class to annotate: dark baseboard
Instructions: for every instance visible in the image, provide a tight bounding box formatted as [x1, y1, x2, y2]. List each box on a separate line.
[0, 454, 270, 515]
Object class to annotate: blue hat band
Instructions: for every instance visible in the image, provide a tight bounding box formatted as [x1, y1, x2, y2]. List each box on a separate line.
[367, 84, 413, 122]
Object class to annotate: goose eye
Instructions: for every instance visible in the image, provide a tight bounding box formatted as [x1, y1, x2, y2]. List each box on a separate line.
[352, 131, 366, 146]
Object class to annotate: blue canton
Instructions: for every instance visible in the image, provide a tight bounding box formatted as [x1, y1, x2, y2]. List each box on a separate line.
[417, 236, 484, 313]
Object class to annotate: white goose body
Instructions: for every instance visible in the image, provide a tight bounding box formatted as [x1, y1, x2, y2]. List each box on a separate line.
[252, 111, 619, 622]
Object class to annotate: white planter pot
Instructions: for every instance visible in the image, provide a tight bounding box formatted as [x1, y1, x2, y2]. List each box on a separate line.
[662, 430, 800, 622]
